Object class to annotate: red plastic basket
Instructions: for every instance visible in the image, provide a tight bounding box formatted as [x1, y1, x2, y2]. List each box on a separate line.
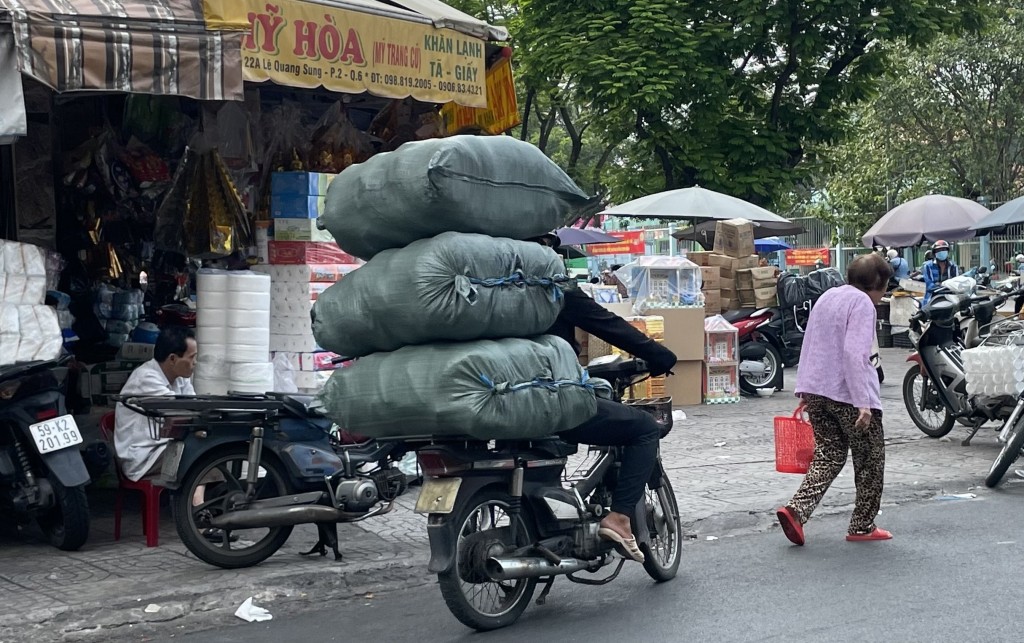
[774, 408, 816, 474]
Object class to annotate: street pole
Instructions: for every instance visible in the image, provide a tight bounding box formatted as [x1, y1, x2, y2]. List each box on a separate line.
[977, 196, 991, 270]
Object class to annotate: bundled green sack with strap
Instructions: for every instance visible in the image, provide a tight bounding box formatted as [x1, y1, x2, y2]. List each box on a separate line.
[311, 232, 572, 357]
[319, 135, 590, 259]
[319, 335, 598, 440]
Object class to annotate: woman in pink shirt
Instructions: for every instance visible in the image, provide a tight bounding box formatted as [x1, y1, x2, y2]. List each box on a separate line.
[776, 254, 894, 545]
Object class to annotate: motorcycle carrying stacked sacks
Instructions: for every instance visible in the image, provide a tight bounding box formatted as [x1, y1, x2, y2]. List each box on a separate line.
[311, 233, 570, 357]
[318, 135, 590, 260]
[315, 135, 598, 440]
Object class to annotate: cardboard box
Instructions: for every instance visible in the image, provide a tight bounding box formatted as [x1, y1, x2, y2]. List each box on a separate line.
[703, 290, 721, 314]
[268, 241, 360, 265]
[663, 360, 703, 406]
[271, 195, 327, 219]
[273, 218, 335, 242]
[700, 266, 721, 291]
[736, 267, 776, 290]
[719, 277, 735, 291]
[713, 219, 755, 258]
[271, 171, 335, 196]
[687, 251, 712, 266]
[659, 307, 705, 361]
[754, 286, 778, 307]
[116, 342, 154, 362]
[600, 301, 636, 319]
[721, 297, 735, 312]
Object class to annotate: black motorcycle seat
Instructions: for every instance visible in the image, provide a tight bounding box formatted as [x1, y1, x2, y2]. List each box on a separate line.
[282, 394, 321, 418]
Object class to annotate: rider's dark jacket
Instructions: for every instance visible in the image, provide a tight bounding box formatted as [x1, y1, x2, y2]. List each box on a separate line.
[546, 289, 678, 377]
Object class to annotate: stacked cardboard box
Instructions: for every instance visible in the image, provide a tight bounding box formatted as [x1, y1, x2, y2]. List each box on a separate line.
[706, 253, 758, 311]
[736, 266, 778, 308]
[597, 302, 705, 406]
[260, 172, 365, 392]
[685, 252, 723, 315]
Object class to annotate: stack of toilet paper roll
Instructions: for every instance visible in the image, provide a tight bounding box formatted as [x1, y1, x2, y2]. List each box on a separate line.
[194, 270, 275, 394]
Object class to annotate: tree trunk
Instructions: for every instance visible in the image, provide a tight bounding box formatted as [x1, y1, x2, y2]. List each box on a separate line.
[519, 87, 535, 141]
[557, 105, 583, 179]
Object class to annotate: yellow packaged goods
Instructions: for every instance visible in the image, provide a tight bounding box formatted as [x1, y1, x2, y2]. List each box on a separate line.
[713, 219, 756, 258]
[700, 266, 721, 290]
[627, 316, 665, 341]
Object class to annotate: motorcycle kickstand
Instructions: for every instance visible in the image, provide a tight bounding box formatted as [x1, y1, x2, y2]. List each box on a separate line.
[961, 421, 985, 447]
[300, 522, 343, 561]
[535, 576, 556, 606]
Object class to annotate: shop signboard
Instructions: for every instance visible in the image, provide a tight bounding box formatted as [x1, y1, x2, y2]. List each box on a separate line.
[440, 56, 520, 134]
[785, 247, 830, 266]
[204, 0, 487, 107]
[587, 231, 645, 256]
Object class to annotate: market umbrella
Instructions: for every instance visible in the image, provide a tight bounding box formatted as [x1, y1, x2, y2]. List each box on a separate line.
[861, 195, 990, 248]
[970, 194, 1024, 235]
[754, 236, 792, 253]
[599, 186, 792, 223]
[671, 219, 806, 250]
[555, 227, 620, 245]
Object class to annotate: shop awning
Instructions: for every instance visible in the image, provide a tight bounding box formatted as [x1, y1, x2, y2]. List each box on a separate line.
[386, 0, 508, 41]
[0, 0, 243, 102]
[205, 0, 496, 108]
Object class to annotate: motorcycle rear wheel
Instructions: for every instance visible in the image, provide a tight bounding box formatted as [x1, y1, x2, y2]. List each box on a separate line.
[739, 342, 784, 395]
[640, 472, 682, 582]
[437, 490, 537, 631]
[36, 479, 89, 551]
[172, 447, 294, 569]
[985, 417, 1024, 488]
[902, 366, 955, 438]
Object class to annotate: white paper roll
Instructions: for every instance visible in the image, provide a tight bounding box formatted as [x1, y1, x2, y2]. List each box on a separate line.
[229, 271, 272, 294]
[197, 308, 230, 328]
[197, 269, 231, 293]
[200, 342, 228, 361]
[194, 375, 230, 395]
[227, 291, 271, 313]
[195, 358, 231, 380]
[195, 325, 226, 345]
[227, 312, 270, 331]
[229, 361, 275, 393]
[227, 343, 270, 363]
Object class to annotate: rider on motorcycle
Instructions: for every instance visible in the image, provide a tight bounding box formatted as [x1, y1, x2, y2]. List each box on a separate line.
[533, 233, 678, 563]
[923, 240, 959, 305]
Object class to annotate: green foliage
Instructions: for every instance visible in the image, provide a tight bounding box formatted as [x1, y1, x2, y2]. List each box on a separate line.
[520, 0, 983, 205]
[792, 1, 1024, 238]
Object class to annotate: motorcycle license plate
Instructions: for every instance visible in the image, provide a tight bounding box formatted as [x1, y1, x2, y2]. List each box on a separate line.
[414, 478, 462, 515]
[28, 415, 83, 454]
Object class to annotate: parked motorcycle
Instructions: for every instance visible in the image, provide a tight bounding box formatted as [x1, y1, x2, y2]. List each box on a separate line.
[902, 283, 1024, 450]
[725, 307, 788, 394]
[726, 268, 845, 395]
[0, 359, 92, 550]
[417, 357, 681, 631]
[118, 393, 411, 569]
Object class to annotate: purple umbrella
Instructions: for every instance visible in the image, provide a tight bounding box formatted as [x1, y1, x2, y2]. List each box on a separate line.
[861, 195, 990, 248]
[555, 227, 620, 245]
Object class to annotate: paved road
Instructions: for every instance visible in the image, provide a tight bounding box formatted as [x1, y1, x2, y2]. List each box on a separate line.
[0, 347, 1014, 642]
[178, 481, 1024, 643]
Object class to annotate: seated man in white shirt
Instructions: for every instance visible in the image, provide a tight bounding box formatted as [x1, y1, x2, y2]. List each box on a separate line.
[114, 326, 197, 481]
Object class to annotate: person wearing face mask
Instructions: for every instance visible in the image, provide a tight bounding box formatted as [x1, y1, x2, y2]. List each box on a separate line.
[922, 240, 959, 305]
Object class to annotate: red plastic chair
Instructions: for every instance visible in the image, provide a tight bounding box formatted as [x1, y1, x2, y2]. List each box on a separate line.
[99, 412, 164, 547]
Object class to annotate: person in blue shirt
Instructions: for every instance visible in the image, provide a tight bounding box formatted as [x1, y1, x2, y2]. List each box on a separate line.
[923, 240, 959, 304]
[887, 249, 910, 281]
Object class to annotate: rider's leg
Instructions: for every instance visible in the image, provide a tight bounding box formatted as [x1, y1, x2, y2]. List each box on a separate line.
[559, 399, 660, 539]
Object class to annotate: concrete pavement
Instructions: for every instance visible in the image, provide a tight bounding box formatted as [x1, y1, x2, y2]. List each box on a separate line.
[182, 483, 1024, 643]
[0, 347, 1012, 642]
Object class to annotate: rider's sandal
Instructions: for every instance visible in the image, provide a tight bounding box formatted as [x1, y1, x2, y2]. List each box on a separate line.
[846, 527, 892, 542]
[598, 527, 645, 563]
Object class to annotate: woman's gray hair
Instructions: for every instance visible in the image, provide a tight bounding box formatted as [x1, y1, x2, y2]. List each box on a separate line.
[847, 253, 893, 292]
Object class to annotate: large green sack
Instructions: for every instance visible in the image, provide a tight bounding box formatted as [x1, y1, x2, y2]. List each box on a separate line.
[311, 233, 572, 357]
[319, 135, 590, 259]
[319, 335, 598, 440]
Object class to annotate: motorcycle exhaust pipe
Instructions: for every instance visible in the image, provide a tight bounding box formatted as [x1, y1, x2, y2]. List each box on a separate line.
[485, 556, 593, 581]
[209, 505, 348, 529]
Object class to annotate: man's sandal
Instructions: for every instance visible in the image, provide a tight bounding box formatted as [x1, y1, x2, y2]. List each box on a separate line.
[598, 527, 646, 563]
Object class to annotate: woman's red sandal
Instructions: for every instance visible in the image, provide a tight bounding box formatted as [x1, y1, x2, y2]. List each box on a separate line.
[846, 528, 892, 542]
[776, 507, 804, 546]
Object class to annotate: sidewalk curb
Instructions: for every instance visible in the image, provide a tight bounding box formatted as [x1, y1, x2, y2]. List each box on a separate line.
[1, 551, 433, 643]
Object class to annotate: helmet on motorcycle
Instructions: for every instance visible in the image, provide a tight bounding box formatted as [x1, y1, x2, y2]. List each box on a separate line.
[886, 249, 898, 259]
[1016, 254, 1024, 263]
[931, 240, 951, 252]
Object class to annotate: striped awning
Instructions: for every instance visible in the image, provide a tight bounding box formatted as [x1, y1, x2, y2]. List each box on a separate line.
[0, 0, 243, 101]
